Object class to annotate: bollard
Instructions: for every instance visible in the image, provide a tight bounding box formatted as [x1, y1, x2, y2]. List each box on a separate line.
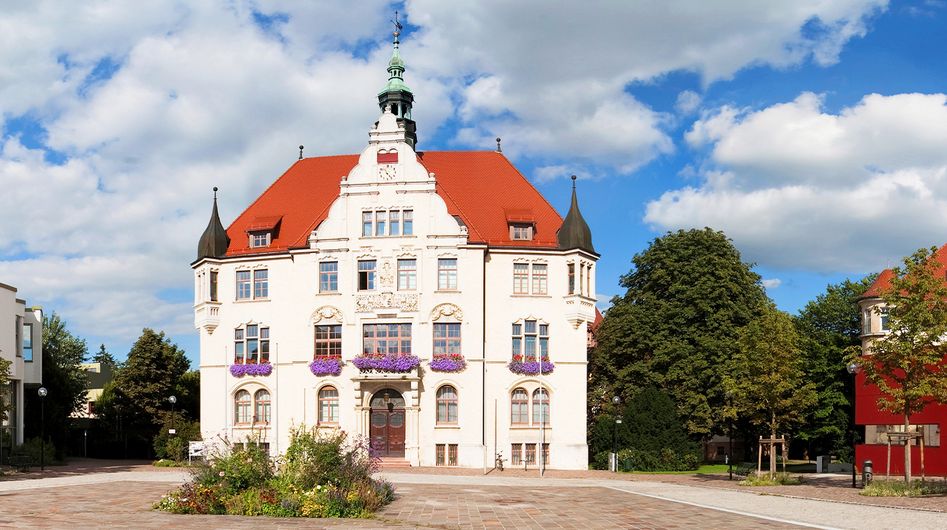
[862, 460, 873, 487]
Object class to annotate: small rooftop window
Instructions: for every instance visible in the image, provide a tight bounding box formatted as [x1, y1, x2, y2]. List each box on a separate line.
[249, 231, 272, 248]
[510, 223, 534, 241]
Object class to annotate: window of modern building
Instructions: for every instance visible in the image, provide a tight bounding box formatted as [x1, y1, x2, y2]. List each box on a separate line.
[314, 324, 342, 358]
[532, 388, 550, 425]
[363, 323, 412, 355]
[235, 390, 251, 424]
[22, 322, 32, 362]
[864, 424, 940, 446]
[433, 323, 461, 356]
[512, 320, 549, 362]
[249, 231, 271, 248]
[358, 260, 376, 290]
[234, 324, 270, 364]
[510, 223, 533, 240]
[437, 258, 457, 290]
[361, 209, 414, 237]
[15, 315, 21, 357]
[436, 385, 458, 424]
[319, 261, 338, 292]
[254, 389, 271, 424]
[398, 259, 417, 290]
[511, 388, 529, 424]
[436, 444, 458, 466]
[513, 263, 529, 294]
[318, 386, 339, 424]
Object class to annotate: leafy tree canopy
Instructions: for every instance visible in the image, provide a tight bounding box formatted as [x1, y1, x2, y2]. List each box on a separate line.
[90, 343, 118, 368]
[0, 357, 10, 423]
[594, 228, 767, 437]
[793, 276, 875, 458]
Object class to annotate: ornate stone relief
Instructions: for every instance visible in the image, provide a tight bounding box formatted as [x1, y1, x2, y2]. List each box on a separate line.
[311, 305, 343, 323]
[378, 260, 395, 288]
[430, 303, 463, 321]
[355, 292, 419, 313]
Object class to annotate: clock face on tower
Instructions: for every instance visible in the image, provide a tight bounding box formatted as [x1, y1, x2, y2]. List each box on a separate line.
[378, 165, 396, 180]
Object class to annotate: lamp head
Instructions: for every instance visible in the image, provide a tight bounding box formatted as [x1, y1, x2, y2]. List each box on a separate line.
[169, 395, 177, 404]
[847, 362, 860, 375]
[38, 387, 48, 398]
[611, 395, 620, 405]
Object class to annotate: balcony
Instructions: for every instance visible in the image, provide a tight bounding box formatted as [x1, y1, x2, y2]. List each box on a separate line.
[563, 294, 596, 329]
[195, 302, 221, 333]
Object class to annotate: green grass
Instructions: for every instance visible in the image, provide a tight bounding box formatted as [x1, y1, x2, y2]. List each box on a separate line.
[861, 479, 947, 497]
[739, 472, 803, 486]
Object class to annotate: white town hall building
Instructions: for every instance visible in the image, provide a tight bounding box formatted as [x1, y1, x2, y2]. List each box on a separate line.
[193, 28, 598, 469]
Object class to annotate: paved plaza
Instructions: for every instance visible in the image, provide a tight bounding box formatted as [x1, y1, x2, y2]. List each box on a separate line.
[0, 463, 945, 529]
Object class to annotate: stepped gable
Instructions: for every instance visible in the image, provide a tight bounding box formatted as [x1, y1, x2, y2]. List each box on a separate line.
[224, 151, 564, 257]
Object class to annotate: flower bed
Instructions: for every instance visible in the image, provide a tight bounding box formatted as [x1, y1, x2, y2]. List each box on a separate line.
[309, 357, 344, 377]
[429, 354, 466, 372]
[352, 354, 420, 373]
[230, 363, 273, 377]
[508, 356, 554, 375]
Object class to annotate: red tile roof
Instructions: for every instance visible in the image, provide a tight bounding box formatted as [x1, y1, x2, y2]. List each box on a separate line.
[224, 151, 564, 256]
[861, 243, 947, 299]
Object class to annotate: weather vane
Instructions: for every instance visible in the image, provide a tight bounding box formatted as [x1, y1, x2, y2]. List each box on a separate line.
[392, 11, 403, 40]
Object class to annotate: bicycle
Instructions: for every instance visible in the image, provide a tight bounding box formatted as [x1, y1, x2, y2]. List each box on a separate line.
[495, 452, 505, 471]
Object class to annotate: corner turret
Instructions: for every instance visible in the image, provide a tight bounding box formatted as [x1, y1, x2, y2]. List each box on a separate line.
[197, 187, 230, 260]
[557, 176, 595, 254]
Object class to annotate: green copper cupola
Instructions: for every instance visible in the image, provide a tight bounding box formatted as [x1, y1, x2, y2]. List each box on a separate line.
[197, 187, 230, 261]
[557, 176, 596, 254]
[378, 12, 417, 147]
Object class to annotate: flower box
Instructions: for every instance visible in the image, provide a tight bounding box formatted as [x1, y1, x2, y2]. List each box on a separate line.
[230, 362, 273, 377]
[309, 356, 344, 376]
[508, 358, 554, 375]
[352, 354, 420, 373]
[429, 354, 466, 373]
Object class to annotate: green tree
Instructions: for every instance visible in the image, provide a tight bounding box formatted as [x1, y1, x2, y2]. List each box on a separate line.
[727, 306, 817, 477]
[0, 357, 10, 423]
[794, 276, 875, 460]
[91, 344, 117, 368]
[24, 313, 88, 458]
[96, 329, 190, 457]
[594, 228, 767, 437]
[847, 247, 947, 483]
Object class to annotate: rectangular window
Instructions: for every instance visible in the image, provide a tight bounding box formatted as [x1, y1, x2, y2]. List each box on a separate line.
[510, 223, 533, 240]
[436, 444, 458, 466]
[210, 271, 218, 302]
[236, 270, 251, 300]
[511, 323, 522, 356]
[319, 387, 339, 424]
[862, 310, 871, 335]
[511, 444, 522, 466]
[397, 259, 417, 290]
[568, 263, 576, 295]
[448, 444, 458, 466]
[532, 264, 547, 295]
[15, 316, 21, 357]
[525, 443, 536, 465]
[513, 320, 548, 362]
[234, 328, 245, 364]
[319, 261, 338, 292]
[433, 323, 461, 355]
[513, 263, 529, 294]
[389, 210, 400, 236]
[249, 231, 271, 248]
[253, 269, 268, 299]
[437, 258, 457, 290]
[375, 210, 387, 236]
[880, 308, 890, 332]
[260, 327, 270, 363]
[363, 323, 412, 356]
[403, 210, 413, 235]
[362, 211, 373, 237]
[358, 260, 376, 291]
[864, 424, 940, 446]
[22, 323, 33, 362]
[541, 443, 550, 466]
[315, 324, 342, 357]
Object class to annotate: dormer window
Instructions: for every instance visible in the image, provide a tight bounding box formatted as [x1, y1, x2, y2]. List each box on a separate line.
[510, 223, 533, 241]
[249, 231, 271, 248]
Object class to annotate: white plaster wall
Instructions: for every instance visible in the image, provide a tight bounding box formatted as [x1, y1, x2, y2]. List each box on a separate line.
[195, 110, 595, 469]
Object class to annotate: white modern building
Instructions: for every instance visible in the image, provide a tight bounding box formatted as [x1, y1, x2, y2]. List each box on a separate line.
[193, 29, 598, 469]
[0, 282, 43, 446]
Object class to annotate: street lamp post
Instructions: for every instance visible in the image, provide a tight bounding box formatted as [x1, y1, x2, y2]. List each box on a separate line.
[727, 391, 734, 481]
[847, 362, 860, 488]
[611, 395, 621, 472]
[168, 395, 177, 436]
[37, 387, 47, 471]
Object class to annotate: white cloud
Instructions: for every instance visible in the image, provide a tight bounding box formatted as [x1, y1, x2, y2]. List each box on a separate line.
[675, 90, 702, 115]
[646, 92, 947, 273]
[762, 279, 782, 289]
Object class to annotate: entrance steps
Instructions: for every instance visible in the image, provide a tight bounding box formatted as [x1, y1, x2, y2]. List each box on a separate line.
[378, 457, 411, 469]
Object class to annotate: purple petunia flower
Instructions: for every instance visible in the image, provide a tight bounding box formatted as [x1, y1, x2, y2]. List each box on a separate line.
[352, 354, 421, 373]
[429, 356, 467, 372]
[229, 362, 273, 377]
[507, 359, 555, 375]
[309, 357, 344, 376]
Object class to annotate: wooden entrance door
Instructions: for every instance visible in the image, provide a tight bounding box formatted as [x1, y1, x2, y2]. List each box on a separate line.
[369, 389, 406, 457]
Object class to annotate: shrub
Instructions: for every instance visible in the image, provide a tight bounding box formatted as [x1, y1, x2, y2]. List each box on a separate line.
[16, 437, 56, 466]
[153, 418, 201, 461]
[193, 440, 274, 495]
[739, 472, 803, 486]
[861, 479, 947, 497]
[281, 426, 377, 490]
[613, 447, 700, 472]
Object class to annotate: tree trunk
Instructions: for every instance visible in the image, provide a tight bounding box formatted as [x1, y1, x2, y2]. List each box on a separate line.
[904, 412, 912, 484]
[770, 415, 777, 479]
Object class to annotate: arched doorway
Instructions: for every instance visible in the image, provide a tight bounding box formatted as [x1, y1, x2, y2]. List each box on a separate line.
[370, 389, 406, 457]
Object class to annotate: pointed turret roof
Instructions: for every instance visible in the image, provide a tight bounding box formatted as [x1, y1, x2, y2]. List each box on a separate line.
[557, 176, 596, 254]
[197, 187, 230, 261]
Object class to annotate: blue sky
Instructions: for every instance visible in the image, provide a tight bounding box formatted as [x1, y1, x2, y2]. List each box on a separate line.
[2, 1, 947, 366]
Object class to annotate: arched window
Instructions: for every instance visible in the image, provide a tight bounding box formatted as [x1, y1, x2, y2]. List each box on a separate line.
[532, 388, 549, 425]
[319, 386, 339, 424]
[511, 388, 529, 424]
[234, 390, 251, 424]
[254, 389, 271, 424]
[436, 385, 458, 424]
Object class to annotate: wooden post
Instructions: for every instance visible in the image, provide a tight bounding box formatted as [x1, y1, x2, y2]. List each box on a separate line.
[781, 437, 788, 474]
[885, 436, 891, 480]
[757, 436, 763, 475]
[919, 427, 925, 481]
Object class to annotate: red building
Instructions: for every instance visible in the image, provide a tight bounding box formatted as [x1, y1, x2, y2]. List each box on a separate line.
[857, 250, 947, 476]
